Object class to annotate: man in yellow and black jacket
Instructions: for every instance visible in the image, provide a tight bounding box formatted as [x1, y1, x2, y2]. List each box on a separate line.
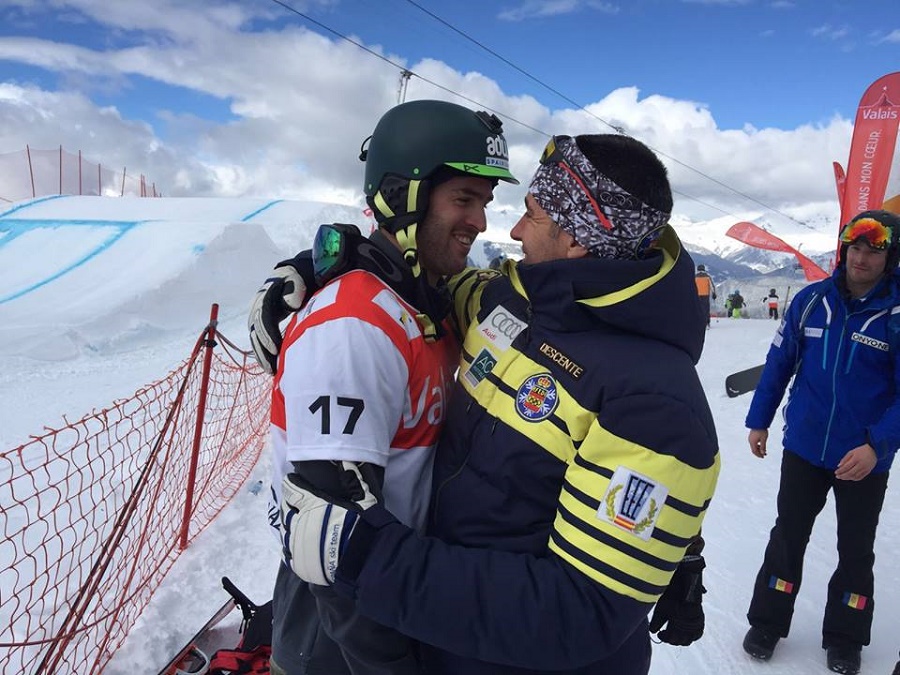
[263, 134, 720, 675]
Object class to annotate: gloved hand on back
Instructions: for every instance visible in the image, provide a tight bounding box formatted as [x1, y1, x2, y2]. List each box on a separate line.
[280, 461, 378, 585]
[247, 251, 313, 374]
[649, 537, 707, 646]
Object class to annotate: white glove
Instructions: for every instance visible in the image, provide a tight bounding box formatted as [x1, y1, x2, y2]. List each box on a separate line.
[280, 462, 377, 585]
[248, 255, 309, 374]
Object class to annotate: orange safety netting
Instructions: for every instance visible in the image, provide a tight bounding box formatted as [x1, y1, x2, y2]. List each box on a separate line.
[0, 146, 161, 204]
[0, 309, 270, 674]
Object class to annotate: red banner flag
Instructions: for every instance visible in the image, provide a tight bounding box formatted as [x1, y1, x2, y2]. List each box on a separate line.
[726, 221, 829, 282]
[838, 72, 900, 229]
[833, 161, 846, 203]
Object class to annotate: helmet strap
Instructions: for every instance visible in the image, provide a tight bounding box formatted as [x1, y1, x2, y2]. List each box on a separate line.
[396, 222, 446, 342]
[397, 222, 421, 278]
[369, 177, 446, 342]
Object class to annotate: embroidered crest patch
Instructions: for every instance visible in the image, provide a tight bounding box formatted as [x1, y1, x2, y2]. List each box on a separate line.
[515, 373, 558, 421]
[598, 466, 668, 541]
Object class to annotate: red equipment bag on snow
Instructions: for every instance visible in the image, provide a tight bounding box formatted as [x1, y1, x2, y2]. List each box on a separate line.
[208, 577, 273, 674]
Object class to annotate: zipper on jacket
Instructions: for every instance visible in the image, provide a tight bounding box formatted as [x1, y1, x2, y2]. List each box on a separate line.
[819, 301, 893, 462]
[821, 311, 852, 463]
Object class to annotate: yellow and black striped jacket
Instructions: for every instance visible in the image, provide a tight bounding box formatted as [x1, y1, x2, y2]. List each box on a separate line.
[339, 228, 720, 674]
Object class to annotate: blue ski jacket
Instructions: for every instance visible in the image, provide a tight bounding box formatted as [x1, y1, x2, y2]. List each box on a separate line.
[334, 227, 720, 674]
[746, 268, 900, 472]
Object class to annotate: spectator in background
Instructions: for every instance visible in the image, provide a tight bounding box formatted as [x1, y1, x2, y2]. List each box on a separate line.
[695, 263, 716, 327]
[763, 288, 780, 320]
[729, 289, 745, 318]
[741, 210, 900, 675]
[489, 252, 507, 270]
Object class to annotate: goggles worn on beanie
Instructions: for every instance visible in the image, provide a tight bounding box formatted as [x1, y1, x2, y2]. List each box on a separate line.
[839, 214, 893, 251]
[530, 135, 670, 260]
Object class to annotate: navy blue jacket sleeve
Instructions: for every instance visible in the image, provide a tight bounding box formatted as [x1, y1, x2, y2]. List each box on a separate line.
[334, 504, 652, 671]
[745, 288, 811, 430]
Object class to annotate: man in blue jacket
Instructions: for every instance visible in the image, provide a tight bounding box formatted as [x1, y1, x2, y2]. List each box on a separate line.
[742, 209, 900, 675]
[272, 134, 720, 674]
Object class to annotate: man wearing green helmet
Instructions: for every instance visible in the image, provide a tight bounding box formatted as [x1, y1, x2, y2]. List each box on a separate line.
[258, 99, 518, 675]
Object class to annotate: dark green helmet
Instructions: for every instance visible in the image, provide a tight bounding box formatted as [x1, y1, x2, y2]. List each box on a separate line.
[358, 100, 519, 342]
[362, 99, 518, 200]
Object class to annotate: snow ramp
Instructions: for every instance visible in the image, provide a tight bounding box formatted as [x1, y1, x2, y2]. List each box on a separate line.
[0, 195, 369, 359]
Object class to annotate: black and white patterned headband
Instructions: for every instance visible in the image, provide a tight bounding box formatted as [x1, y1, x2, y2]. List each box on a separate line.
[529, 135, 671, 260]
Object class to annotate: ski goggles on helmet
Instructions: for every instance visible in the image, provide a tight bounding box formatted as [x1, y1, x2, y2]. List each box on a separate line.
[530, 135, 670, 260]
[839, 214, 893, 251]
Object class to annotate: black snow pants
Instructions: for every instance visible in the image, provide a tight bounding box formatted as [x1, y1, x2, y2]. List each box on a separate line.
[270, 561, 421, 675]
[699, 295, 711, 326]
[747, 450, 888, 649]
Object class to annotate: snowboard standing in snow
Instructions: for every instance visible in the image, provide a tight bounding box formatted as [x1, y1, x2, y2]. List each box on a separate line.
[725, 364, 765, 398]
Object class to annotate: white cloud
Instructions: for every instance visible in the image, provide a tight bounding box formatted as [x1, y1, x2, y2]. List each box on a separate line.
[0, 1, 870, 228]
[810, 23, 850, 40]
[586, 2, 620, 13]
[681, 0, 752, 5]
[498, 0, 617, 22]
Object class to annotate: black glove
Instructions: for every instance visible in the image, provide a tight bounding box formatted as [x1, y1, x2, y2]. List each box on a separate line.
[247, 251, 314, 374]
[649, 546, 706, 646]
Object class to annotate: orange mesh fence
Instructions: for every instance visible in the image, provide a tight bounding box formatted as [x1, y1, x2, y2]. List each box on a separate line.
[0, 305, 270, 674]
[0, 146, 161, 204]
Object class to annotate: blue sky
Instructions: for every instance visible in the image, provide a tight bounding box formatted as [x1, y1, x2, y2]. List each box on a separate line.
[297, 0, 899, 129]
[0, 0, 897, 230]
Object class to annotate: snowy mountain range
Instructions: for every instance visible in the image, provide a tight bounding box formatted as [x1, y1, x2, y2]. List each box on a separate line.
[470, 201, 843, 317]
[478, 200, 839, 274]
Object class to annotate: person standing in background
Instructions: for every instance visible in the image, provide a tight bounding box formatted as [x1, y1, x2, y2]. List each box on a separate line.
[729, 289, 745, 318]
[741, 210, 900, 675]
[695, 263, 717, 327]
[763, 288, 780, 320]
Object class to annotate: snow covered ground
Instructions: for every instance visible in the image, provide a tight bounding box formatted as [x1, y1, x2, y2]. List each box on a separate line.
[2, 196, 900, 674]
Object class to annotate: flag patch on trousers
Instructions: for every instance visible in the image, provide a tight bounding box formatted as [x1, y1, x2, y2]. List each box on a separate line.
[842, 592, 868, 610]
[768, 576, 795, 594]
